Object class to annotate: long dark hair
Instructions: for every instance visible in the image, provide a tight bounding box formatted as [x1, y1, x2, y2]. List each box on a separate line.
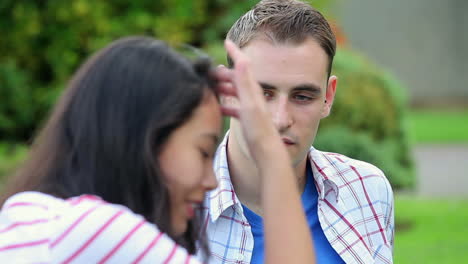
[0, 36, 215, 258]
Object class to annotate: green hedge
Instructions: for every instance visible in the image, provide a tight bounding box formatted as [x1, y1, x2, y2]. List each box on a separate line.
[0, 0, 335, 142]
[316, 49, 414, 189]
[0, 0, 262, 142]
[0, 0, 412, 188]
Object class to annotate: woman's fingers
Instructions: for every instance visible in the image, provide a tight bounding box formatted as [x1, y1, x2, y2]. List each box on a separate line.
[216, 82, 237, 97]
[224, 40, 248, 67]
[224, 40, 258, 102]
[223, 40, 270, 119]
[213, 65, 239, 118]
[214, 65, 234, 82]
[222, 40, 281, 158]
[220, 105, 239, 118]
[213, 65, 237, 97]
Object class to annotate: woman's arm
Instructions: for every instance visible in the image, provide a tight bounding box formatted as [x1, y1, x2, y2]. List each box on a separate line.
[216, 40, 315, 264]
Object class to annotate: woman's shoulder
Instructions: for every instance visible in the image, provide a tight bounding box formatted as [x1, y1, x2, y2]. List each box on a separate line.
[1, 191, 104, 220]
[0, 192, 202, 263]
[48, 195, 201, 263]
[0, 192, 62, 262]
[2, 191, 60, 210]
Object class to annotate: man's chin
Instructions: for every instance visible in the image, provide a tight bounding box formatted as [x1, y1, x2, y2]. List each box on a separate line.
[289, 149, 310, 167]
[286, 149, 300, 164]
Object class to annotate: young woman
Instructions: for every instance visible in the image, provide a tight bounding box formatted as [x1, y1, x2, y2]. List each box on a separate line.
[0, 37, 314, 263]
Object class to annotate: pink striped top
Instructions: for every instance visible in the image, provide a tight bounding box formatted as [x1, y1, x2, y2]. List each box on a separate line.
[0, 191, 201, 264]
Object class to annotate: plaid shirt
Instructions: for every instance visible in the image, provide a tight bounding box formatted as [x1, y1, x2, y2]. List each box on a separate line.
[201, 134, 394, 264]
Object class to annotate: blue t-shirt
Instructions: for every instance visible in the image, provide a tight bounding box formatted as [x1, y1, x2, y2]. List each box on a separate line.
[242, 162, 345, 263]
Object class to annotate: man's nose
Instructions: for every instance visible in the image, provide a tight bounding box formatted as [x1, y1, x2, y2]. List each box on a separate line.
[271, 96, 293, 133]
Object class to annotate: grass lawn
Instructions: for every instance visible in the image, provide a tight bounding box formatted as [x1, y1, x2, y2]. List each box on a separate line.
[408, 109, 468, 144]
[394, 195, 468, 263]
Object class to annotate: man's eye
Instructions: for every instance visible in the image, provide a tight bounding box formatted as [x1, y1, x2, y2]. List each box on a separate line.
[293, 94, 312, 101]
[263, 90, 274, 99]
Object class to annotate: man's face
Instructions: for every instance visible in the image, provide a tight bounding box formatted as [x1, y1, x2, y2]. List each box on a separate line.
[229, 37, 337, 167]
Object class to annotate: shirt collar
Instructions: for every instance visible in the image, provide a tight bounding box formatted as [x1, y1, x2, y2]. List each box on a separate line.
[208, 131, 242, 222]
[308, 146, 341, 202]
[207, 134, 342, 221]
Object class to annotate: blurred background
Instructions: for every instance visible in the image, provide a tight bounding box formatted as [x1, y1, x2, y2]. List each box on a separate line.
[0, 0, 466, 262]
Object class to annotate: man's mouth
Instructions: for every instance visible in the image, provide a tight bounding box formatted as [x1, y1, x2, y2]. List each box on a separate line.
[282, 137, 295, 145]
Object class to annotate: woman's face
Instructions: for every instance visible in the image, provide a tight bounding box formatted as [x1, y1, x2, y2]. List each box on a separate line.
[159, 91, 222, 235]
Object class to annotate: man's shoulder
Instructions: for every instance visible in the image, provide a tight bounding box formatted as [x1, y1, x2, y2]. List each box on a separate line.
[311, 148, 385, 177]
[310, 148, 392, 196]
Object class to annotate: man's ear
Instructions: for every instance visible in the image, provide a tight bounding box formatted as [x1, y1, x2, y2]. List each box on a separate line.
[321, 75, 337, 118]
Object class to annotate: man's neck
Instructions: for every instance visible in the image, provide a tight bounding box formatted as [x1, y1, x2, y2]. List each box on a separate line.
[227, 134, 308, 216]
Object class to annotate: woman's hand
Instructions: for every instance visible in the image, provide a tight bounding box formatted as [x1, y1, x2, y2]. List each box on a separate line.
[214, 40, 283, 164]
[212, 40, 316, 264]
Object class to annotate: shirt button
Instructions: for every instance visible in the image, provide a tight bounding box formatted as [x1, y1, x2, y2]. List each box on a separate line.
[237, 254, 244, 261]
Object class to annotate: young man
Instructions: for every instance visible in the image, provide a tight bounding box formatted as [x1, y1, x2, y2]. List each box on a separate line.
[203, 1, 394, 263]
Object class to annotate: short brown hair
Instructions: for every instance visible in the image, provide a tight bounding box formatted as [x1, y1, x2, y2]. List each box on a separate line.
[226, 0, 336, 75]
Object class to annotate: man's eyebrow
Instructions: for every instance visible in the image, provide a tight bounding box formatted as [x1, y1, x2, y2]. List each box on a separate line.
[259, 82, 322, 95]
[259, 82, 276, 90]
[292, 84, 322, 95]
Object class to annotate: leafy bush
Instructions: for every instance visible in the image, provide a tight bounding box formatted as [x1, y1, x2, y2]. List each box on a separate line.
[0, 0, 261, 142]
[323, 49, 409, 140]
[0, 62, 36, 141]
[317, 49, 414, 189]
[0, 143, 28, 191]
[0, 0, 335, 143]
[0, 0, 412, 188]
